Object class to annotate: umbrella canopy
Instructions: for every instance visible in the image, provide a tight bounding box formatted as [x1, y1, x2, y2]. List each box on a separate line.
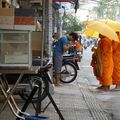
[99, 19, 120, 32]
[83, 29, 99, 38]
[83, 20, 94, 26]
[86, 21, 119, 41]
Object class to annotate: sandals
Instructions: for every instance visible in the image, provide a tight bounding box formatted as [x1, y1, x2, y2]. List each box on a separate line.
[111, 88, 120, 91]
[96, 85, 104, 90]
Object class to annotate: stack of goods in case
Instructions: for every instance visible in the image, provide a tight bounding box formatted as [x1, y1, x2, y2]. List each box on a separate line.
[14, 8, 36, 31]
[0, 8, 36, 31]
[0, 8, 14, 29]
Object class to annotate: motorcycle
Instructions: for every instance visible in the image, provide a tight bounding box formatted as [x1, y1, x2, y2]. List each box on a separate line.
[33, 56, 78, 84]
[63, 45, 82, 70]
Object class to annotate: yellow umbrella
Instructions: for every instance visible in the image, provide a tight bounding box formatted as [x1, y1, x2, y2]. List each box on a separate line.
[83, 20, 94, 26]
[86, 21, 119, 41]
[99, 19, 120, 32]
[83, 29, 99, 38]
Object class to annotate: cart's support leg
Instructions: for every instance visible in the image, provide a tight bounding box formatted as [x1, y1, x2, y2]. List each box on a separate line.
[41, 101, 51, 113]
[0, 74, 24, 113]
[34, 80, 64, 120]
[16, 85, 38, 120]
[0, 85, 25, 120]
[35, 81, 42, 115]
[47, 92, 64, 120]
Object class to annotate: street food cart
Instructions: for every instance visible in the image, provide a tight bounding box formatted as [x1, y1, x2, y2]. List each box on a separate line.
[0, 7, 44, 120]
[0, 0, 64, 120]
[0, 0, 45, 119]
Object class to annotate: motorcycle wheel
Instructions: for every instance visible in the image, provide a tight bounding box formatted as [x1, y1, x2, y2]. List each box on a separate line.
[19, 75, 49, 102]
[60, 62, 77, 83]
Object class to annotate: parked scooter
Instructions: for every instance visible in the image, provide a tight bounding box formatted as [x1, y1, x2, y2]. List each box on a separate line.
[63, 54, 80, 70]
[64, 45, 82, 70]
[33, 56, 78, 84]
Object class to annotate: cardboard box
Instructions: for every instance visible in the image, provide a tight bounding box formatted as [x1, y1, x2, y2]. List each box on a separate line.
[0, 8, 14, 16]
[31, 31, 42, 56]
[0, 8, 14, 29]
[0, 16, 14, 25]
[0, 16, 14, 29]
[0, 0, 2, 8]
[0, 8, 36, 31]
[0, 24, 14, 29]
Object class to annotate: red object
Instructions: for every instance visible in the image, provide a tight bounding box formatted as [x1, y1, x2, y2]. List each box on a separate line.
[14, 16, 35, 25]
[53, 0, 72, 2]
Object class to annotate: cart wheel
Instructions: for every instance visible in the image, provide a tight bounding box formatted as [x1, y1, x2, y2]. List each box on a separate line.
[19, 75, 49, 102]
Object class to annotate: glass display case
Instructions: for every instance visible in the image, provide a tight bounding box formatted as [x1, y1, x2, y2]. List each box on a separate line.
[0, 30, 32, 69]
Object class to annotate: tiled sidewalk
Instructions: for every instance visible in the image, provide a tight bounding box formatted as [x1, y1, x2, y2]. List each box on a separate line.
[0, 81, 112, 120]
[0, 58, 112, 120]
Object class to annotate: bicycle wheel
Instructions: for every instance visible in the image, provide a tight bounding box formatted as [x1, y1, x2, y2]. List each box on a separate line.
[19, 75, 49, 102]
[60, 62, 77, 83]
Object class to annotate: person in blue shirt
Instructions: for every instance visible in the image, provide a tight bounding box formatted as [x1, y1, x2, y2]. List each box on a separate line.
[52, 33, 60, 52]
[53, 32, 79, 86]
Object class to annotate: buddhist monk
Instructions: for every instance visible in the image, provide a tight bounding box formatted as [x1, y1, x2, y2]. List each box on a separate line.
[93, 34, 113, 91]
[112, 32, 120, 91]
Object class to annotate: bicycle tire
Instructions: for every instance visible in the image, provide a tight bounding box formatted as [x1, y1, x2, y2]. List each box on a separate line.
[19, 75, 49, 102]
[60, 62, 77, 83]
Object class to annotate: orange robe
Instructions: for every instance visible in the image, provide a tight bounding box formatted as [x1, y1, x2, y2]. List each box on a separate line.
[97, 37, 113, 86]
[112, 34, 120, 85]
[90, 50, 97, 76]
[90, 49, 100, 79]
[74, 41, 83, 52]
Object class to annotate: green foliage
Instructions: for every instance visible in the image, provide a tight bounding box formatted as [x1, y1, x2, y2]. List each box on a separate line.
[92, 0, 120, 19]
[62, 14, 84, 34]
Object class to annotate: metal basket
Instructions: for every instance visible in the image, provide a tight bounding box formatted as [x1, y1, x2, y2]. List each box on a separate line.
[25, 115, 48, 120]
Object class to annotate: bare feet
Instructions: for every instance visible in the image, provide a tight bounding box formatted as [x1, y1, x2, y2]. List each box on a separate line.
[53, 81, 62, 86]
[111, 85, 120, 91]
[111, 88, 120, 91]
[103, 86, 110, 92]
